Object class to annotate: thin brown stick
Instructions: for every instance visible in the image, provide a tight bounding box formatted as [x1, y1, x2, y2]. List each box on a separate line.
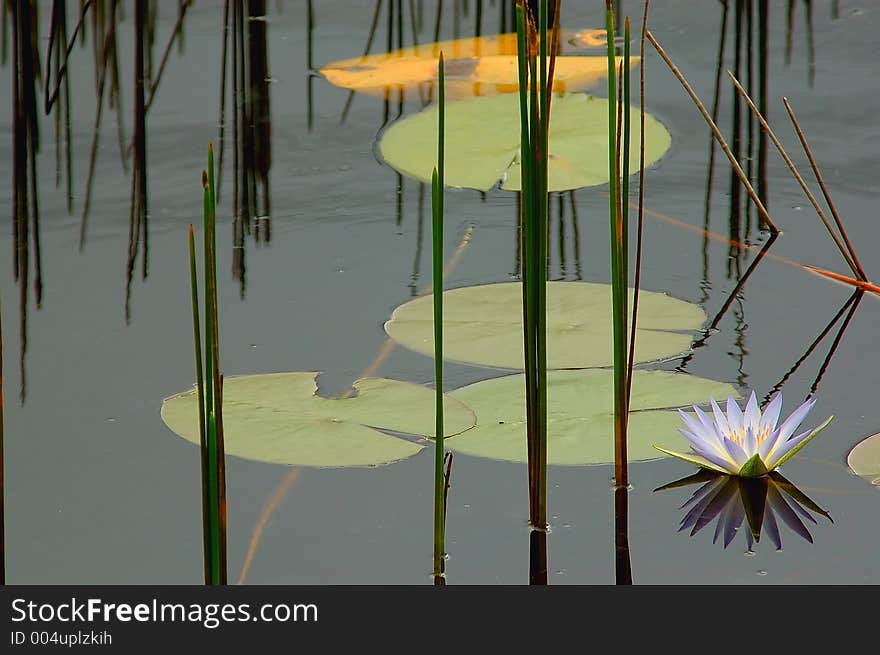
[626, 0, 649, 416]
[727, 71, 864, 280]
[783, 96, 867, 281]
[645, 30, 779, 234]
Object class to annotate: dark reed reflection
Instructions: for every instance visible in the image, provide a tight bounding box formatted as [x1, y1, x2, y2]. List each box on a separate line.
[656, 470, 832, 551]
[2, 1, 193, 395]
[9, 0, 42, 403]
[514, 191, 583, 282]
[528, 526, 547, 585]
[689, 0, 777, 389]
[785, 0, 814, 87]
[126, 0, 148, 323]
[217, 0, 272, 298]
[614, 485, 632, 585]
[702, 0, 771, 286]
[764, 290, 864, 405]
[678, 234, 777, 376]
[0, 287, 5, 584]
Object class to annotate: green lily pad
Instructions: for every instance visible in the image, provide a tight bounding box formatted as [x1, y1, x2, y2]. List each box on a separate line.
[446, 369, 738, 466]
[384, 281, 707, 370]
[161, 372, 476, 468]
[846, 432, 880, 485]
[379, 92, 672, 192]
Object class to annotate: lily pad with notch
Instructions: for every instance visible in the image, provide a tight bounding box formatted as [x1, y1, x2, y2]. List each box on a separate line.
[161, 372, 476, 468]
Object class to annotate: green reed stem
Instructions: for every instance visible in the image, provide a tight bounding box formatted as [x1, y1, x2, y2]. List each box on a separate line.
[188, 224, 209, 584]
[606, 2, 628, 489]
[515, 2, 537, 525]
[195, 144, 227, 585]
[627, 1, 650, 435]
[516, 0, 549, 531]
[432, 52, 446, 581]
[535, 0, 549, 528]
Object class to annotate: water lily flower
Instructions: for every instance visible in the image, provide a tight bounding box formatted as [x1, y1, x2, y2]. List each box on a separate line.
[654, 391, 833, 477]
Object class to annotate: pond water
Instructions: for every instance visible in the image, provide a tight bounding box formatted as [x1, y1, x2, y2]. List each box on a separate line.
[2, 0, 879, 584]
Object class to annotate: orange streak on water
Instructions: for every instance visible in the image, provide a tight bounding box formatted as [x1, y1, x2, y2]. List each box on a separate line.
[632, 201, 879, 297]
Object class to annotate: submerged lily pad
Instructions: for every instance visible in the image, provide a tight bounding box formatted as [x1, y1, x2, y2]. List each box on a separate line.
[379, 92, 671, 192]
[846, 432, 880, 485]
[384, 281, 706, 370]
[446, 369, 738, 466]
[161, 372, 476, 468]
[320, 31, 633, 100]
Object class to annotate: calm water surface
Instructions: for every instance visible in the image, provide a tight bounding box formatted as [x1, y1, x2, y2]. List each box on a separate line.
[1, 1, 879, 584]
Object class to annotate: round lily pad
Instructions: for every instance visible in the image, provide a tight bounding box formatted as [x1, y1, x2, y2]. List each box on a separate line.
[384, 281, 706, 370]
[161, 372, 476, 468]
[379, 92, 671, 192]
[446, 369, 739, 466]
[846, 432, 880, 485]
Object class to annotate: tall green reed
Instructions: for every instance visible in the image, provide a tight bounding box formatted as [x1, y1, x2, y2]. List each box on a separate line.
[605, 1, 633, 490]
[431, 53, 447, 583]
[189, 144, 227, 585]
[515, 0, 557, 536]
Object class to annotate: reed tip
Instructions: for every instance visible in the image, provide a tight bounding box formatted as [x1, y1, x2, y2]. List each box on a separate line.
[208, 142, 214, 154]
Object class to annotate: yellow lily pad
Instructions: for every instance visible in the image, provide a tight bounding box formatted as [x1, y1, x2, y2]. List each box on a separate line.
[320, 31, 635, 100]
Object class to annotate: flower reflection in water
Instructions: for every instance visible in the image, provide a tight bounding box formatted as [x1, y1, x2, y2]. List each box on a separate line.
[656, 470, 833, 551]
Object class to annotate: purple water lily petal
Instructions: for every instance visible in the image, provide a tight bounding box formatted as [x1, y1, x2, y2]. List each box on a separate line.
[760, 393, 783, 434]
[710, 397, 730, 435]
[727, 396, 745, 436]
[680, 478, 722, 511]
[693, 405, 718, 434]
[782, 487, 819, 525]
[758, 421, 783, 462]
[679, 411, 730, 460]
[743, 426, 759, 458]
[690, 443, 739, 474]
[763, 507, 782, 550]
[766, 398, 816, 460]
[766, 428, 812, 470]
[744, 391, 760, 431]
[722, 436, 750, 468]
[680, 478, 728, 532]
[679, 411, 714, 443]
[767, 484, 813, 544]
[722, 498, 745, 548]
[691, 479, 737, 536]
[678, 428, 719, 456]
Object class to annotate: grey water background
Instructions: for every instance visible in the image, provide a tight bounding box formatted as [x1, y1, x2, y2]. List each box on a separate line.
[1, 0, 879, 584]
